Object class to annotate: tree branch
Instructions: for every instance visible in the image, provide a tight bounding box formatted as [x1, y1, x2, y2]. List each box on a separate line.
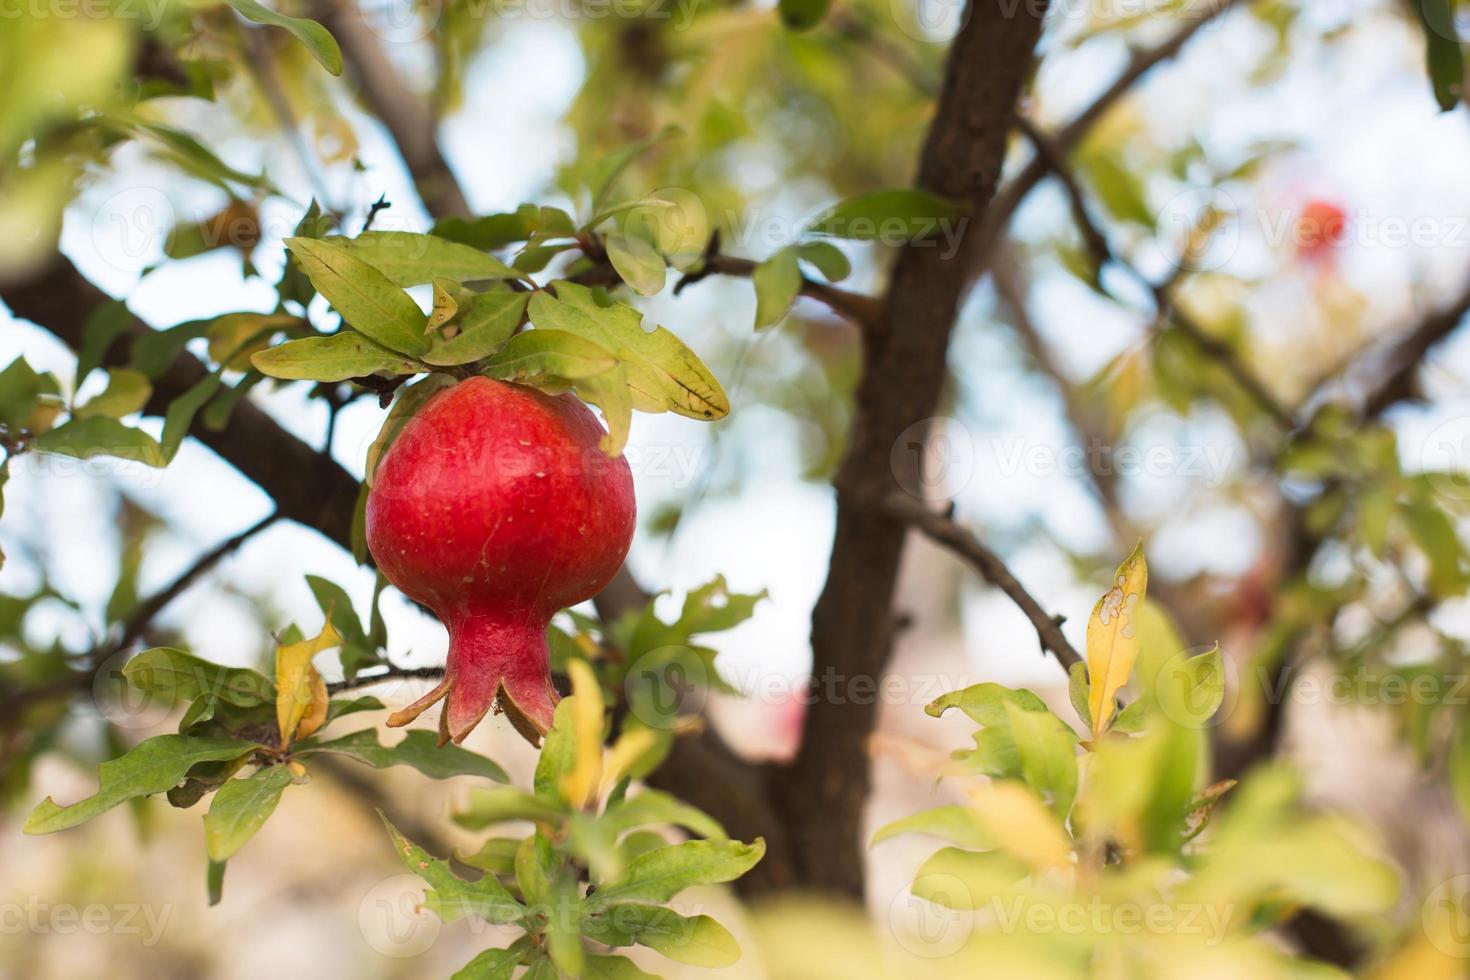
[311, 0, 470, 219]
[975, 0, 1246, 270]
[770, 0, 1053, 898]
[1017, 117, 1299, 431]
[885, 494, 1083, 670]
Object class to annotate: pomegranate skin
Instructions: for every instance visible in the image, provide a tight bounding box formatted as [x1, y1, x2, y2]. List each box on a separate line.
[366, 377, 635, 745]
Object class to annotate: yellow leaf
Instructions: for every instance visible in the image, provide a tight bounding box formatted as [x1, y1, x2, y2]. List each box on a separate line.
[560, 659, 605, 809]
[275, 620, 341, 747]
[967, 781, 1072, 873]
[1086, 541, 1148, 735]
[599, 726, 661, 799]
[295, 667, 330, 741]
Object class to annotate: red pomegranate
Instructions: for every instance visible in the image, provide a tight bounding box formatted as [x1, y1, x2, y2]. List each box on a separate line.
[1295, 199, 1348, 262]
[366, 377, 636, 745]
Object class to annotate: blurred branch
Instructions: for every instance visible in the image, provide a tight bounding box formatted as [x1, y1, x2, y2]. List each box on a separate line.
[831, 6, 940, 96]
[118, 511, 281, 650]
[670, 239, 882, 332]
[1359, 281, 1470, 418]
[1017, 116, 1299, 431]
[976, 0, 1247, 270]
[310, 0, 471, 219]
[886, 494, 1084, 670]
[1, 256, 363, 545]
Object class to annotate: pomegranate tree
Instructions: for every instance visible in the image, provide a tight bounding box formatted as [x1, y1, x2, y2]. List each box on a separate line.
[365, 377, 636, 745]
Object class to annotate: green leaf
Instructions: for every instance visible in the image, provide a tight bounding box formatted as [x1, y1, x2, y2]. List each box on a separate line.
[28, 417, 164, 467]
[530, 281, 728, 420]
[1417, 0, 1465, 111]
[926, 682, 1048, 725]
[204, 765, 293, 862]
[585, 838, 766, 909]
[251, 332, 423, 382]
[807, 189, 967, 241]
[123, 647, 275, 710]
[605, 231, 667, 297]
[1153, 645, 1225, 727]
[304, 575, 380, 679]
[128, 321, 210, 379]
[1405, 497, 1467, 597]
[582, 904, 740, 967]
[300, 729, 507, 782]
[451, 946, 525, 980]
[870, 805, 990, 849]
[433, 210, 539, 251]
[601, 789, 727, 841]
[457, 837, 524, 875]
[25, 735, 259, 834]
[0, 357, 48, 429]
[581, 954, 661, 980]
[796, 240, 850, 281]
[912, 848, 1030, 909]
[160, 374, 223, 463]
[1067, 661, 1091, 733]
[222, 0, 343, 75]
[570, 362, 634, 456]
[421, 291, 529, 366]
[753, 245, 801, 330]
[1003, 701, 1078, 819]
[535, 697, 579, 805]
[74, 368, 150, 419]
[482, 329, 619, 383]
[453, 787, 564, 829]
[328, 231, 526, 287]
[283, 238, 428, 355]
[779, 0, 831, 29]
[382, 815, 526, 925]
[75, 301, 133, 387]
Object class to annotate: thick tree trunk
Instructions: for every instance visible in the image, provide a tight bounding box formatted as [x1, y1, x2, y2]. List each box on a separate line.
[767, 0, 1052, 898]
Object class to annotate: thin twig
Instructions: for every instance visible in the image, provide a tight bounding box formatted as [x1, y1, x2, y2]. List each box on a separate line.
[1017, 118, 1299, 431]
[674, 250, 882, 332]
[119, 511, 282, 649]
[326, 664, 445, 695]
[976, 0, 1246, 268]
[885, 493, 1084, 670]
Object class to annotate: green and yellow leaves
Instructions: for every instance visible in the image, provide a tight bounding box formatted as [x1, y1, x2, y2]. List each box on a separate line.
[284, 237, 429, 355]
[1086, 541, 1148, 735]
[25, 735, 259, 834]
[420, 291, 529, 366]
[328, 231, 525, 287]
[251, 333, 423, 381]
[482, 329, 619, 385]
[530, 282, 728, 421]
[222, 0, 343, 76]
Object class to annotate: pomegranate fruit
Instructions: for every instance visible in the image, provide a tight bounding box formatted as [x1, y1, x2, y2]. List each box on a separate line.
[1295, 199, 1347, 262]
[366, 376, 635, 745]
